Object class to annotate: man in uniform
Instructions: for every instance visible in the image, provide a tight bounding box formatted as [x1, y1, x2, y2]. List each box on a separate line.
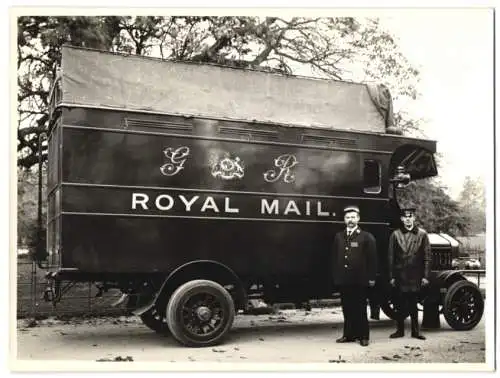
[388, 207, 431, 340]
[333, 205, 378, 346]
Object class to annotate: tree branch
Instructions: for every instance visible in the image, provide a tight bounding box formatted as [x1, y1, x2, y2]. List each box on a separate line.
[190, 34, 232, 62]
[251, 25, 287, 66]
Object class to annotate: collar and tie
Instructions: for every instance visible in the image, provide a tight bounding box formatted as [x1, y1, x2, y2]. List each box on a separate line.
[346, 227, 359, 238]
[401, 226, 418, 234]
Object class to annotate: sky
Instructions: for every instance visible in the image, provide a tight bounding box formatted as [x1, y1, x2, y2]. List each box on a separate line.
[378, 9, 494, 199]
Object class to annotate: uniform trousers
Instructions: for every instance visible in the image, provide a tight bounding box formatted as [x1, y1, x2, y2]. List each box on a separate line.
[339, 285, 369, 340]
[394, 290, 420, 334]
[368, 284, 380, 318]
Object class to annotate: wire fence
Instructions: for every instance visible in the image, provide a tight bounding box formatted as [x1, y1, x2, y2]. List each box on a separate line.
[16, 257, 129, 320]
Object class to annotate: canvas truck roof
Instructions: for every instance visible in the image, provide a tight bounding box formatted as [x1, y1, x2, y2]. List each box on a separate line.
[58, 45, 389, 132]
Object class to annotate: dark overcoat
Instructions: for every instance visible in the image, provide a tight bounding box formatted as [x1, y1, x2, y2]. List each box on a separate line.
[388, 227, 432, 292]
[332, 227, 378, 286]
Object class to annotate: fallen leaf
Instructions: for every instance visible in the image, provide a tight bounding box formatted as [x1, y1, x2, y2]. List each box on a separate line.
[240, 356, 247, 359]
[393, 354, 401, 359]
[452, 360, 459, 363]
[96, 356, 133, 362]
[382, 356, 392, 360]
[212, 348, 226, 353]
[258, 337, 264, 341]
[59, 332, 68, 335]
[414, 353, 422, 357]
[118, 356, 133, 362]
[92, 344, 98, 347]
[234, 347, 240, 351]
[404, 346, 410, 349]
[480, 347, 485, 351]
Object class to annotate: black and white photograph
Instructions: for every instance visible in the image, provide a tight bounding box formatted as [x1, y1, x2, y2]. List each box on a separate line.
[8, 4, 496, 373]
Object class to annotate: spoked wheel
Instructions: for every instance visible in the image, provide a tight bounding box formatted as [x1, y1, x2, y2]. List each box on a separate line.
[167, 279, 235, 347]
[443, 280, 484, 330]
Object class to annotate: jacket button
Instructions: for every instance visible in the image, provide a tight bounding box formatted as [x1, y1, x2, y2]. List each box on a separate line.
[345, 247, 348, 250]
[344, 265, 348, 268]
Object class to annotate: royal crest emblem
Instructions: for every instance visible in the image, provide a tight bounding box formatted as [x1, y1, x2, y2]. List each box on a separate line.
[160, 146, 190, 176]
[264, 154, 298, 183]
[209, 152, 245, 180]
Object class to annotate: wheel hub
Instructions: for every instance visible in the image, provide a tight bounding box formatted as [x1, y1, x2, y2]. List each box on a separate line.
[196, 306, 212, 322]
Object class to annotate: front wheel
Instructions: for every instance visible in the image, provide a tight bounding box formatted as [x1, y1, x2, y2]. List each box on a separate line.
[166, 279, 235, 347]
[442, 280, 484, 330]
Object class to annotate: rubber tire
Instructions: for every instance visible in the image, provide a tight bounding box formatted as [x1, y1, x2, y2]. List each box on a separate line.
[380, 285, 409, 320]
[166, 279, 235, 347]
[443, 280, 484, 331]
[380, 297, 407, 320]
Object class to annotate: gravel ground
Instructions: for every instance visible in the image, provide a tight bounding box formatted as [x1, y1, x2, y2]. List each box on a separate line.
[13, 307, 487, 370]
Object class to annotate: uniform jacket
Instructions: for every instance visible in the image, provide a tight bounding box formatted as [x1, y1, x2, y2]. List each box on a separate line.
[388, 226, 432, 292]
[332, 227, 378, 286]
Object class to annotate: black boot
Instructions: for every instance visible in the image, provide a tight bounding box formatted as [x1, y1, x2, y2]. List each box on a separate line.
[336, 336, 356, 343]
[411, 315, 426, 340]
[390, 320, 404, 338]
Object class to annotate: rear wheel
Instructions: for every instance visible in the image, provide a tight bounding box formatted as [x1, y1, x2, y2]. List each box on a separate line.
[166, 279, 235, 347]
[443, 280, 484, 330]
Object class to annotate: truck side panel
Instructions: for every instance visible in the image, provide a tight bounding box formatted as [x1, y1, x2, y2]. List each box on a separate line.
[56, 108, 391, 284]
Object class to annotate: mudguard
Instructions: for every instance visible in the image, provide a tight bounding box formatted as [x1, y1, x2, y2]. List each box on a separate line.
[132, 260, 247, 316]
[431, 270, 467, 288]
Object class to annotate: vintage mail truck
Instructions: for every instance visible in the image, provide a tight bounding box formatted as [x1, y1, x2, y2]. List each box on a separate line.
[41, 46, 484, 347]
